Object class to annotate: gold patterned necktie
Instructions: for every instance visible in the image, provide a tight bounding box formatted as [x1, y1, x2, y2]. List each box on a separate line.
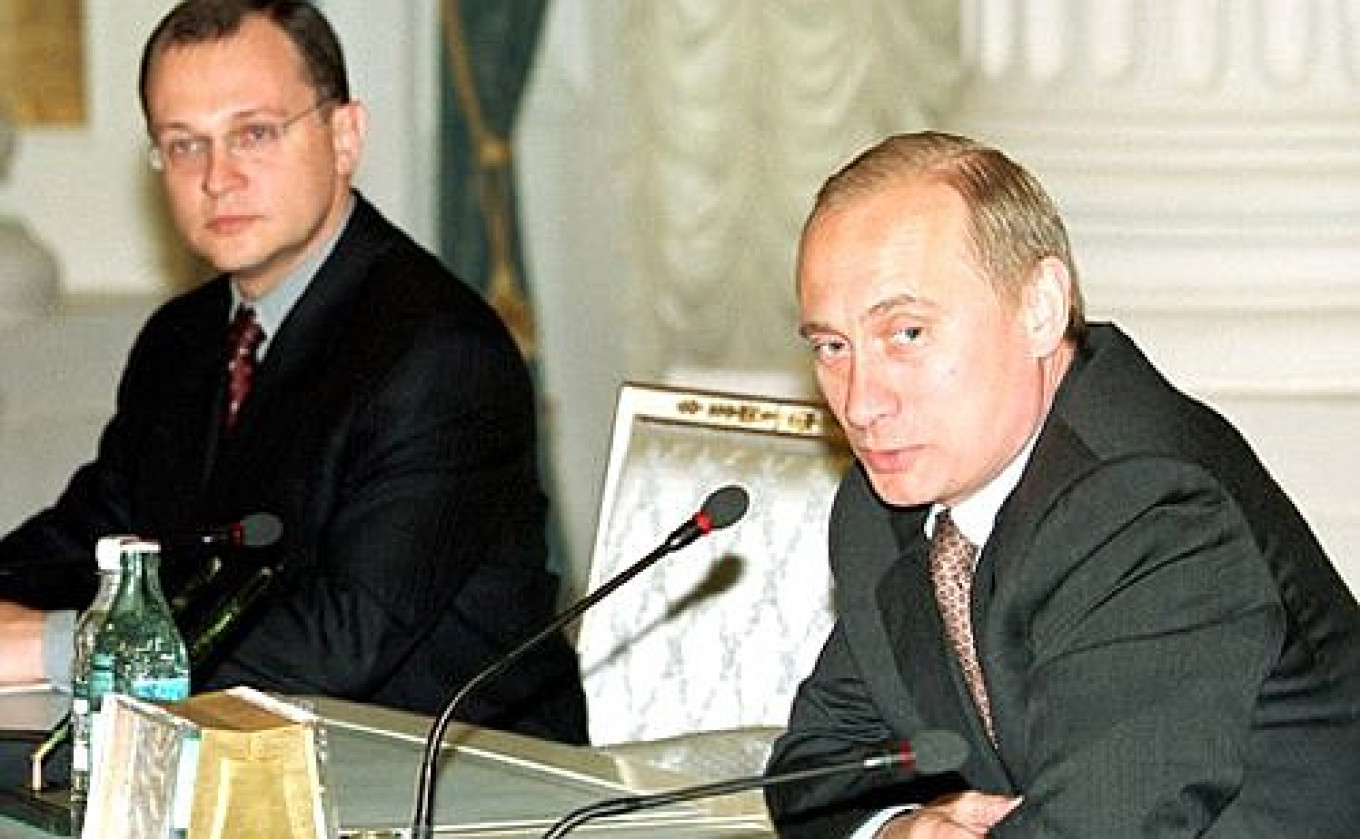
[928, 509, 994, 740]
[224, 305, 264, 429]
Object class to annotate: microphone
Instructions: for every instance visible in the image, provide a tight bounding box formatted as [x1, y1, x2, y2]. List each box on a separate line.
[543, 731, 970, 838]
[0, 514, 281, 596]
[160, 511, 284, 553]
[166, 512, 283, 611]
[409, 484, 751, 839]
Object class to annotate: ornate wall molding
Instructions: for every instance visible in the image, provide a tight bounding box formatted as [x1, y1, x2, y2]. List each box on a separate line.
[951, 0, 1360, 312]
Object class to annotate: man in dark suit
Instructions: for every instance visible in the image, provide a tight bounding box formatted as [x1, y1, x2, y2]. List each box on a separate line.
[767, 132, 1360, 836]
[0, 0, 586, 743]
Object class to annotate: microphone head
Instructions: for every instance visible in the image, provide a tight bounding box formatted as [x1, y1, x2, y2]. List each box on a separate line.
[239, 512, 284, 548]
[700, 485, 750, 531]
[908, 729, 969, 775]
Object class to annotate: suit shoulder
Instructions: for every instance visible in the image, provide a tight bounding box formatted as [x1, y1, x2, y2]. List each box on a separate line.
[124, 278, 231, 360]
[340, 201, 512, 335]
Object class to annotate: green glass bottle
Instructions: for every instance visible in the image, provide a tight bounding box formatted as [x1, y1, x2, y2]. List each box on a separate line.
[88, 538, 191, 703]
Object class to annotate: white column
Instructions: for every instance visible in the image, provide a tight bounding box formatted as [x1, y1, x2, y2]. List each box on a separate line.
[947, 0, 1360, 589]
[0, 108, 60, 323]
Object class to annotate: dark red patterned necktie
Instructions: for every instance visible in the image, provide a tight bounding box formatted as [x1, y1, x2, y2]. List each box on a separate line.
[224, 305, 264, 429]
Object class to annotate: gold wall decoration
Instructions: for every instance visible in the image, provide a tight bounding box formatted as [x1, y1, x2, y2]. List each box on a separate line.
[0, 0, 86, 125]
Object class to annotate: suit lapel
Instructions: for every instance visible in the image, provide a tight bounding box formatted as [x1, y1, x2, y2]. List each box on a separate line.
[831, 470, 927, 734]
[972, 388, 1100, 777]
[162, 285, 234, 502]
[833, 468, 1002, 772]
[207, 197, 386, 503]
[885, 507, 1010, 781]
[881, 532, 983, 737]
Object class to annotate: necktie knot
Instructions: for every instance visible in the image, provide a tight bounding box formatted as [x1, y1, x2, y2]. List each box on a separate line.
[927, 509, 994, 739]
[227, 305, 264, 353]
[224, 306, 265, 428]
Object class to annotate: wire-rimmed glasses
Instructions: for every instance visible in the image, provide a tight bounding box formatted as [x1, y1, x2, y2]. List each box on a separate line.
[147, 98, 334, 173]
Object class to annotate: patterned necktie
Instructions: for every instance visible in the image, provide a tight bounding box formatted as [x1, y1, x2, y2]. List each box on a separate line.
[224, 305, 265, 429]
[928, 509, 994, 740]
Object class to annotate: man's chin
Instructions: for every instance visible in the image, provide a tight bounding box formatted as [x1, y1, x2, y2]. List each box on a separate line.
[192, 246, 254, 276]
[864, 471, 930, 510]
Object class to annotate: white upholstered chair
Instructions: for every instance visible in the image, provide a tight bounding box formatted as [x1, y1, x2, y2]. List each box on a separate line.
[575, 382, 851, 776]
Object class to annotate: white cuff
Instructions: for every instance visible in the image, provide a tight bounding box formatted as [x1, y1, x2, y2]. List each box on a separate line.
[42, 609, 77, 685]
[852, 804, 922, 838]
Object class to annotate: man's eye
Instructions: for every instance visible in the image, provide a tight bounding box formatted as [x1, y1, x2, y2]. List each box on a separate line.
[809, 337, 848, 360]
[234, 123, 280, 150]
[890, 326, 923, 345]
[164, 137, 204, 159]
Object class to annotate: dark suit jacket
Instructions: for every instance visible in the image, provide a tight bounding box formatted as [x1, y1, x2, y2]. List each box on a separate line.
[767, 324, 1360, 836]
[0, 194, 587, 744]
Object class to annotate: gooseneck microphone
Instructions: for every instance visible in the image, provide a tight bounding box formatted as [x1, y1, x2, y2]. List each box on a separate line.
[542, 731, 970, 838]
[167, 512, 284, 611]
[409, 484, 751, 839]
[162, 511, 284, 552]
[0, 514, 283, 601]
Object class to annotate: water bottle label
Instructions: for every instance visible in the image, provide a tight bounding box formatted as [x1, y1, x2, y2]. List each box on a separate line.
[88, 668, 114, 699]
[131, 676, 190, 701]
[72, 742, 90, 773]
[72, 697, 89, 715]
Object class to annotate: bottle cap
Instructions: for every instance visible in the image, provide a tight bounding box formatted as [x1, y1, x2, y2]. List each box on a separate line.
[119, 538, 162, 556]
[95, 536, 132, 571]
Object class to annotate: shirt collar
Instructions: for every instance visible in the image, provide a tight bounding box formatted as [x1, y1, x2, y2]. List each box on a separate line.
[230, 194, 355, 357]
[928, 432, 1039, 550]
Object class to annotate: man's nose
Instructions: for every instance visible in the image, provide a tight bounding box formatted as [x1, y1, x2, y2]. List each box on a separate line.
[201, 144, 246, 195]
[841, 356, 896, 432]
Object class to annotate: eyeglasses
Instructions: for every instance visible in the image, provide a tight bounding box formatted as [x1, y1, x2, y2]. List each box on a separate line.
[148, 98, 333, 173]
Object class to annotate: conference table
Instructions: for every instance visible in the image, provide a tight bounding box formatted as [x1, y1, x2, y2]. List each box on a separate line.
[0, 689, 775, 837]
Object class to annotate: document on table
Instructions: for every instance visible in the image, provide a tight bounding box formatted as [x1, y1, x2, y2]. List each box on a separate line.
[0, 683, 68, 741]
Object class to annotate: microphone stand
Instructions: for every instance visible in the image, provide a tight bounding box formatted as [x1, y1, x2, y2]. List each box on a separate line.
[409, 537, 687, 838]
[410, 485, 750, 839]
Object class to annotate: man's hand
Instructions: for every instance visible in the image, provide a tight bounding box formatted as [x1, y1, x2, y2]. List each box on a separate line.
[0, 600, 46, 684]
[878, 791, 1022, 838]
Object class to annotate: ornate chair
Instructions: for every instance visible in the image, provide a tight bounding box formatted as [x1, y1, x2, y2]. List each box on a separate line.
[575, 382, 851, 777]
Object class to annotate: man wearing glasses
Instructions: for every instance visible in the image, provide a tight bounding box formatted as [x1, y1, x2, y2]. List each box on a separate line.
[0, 0, 587, 745]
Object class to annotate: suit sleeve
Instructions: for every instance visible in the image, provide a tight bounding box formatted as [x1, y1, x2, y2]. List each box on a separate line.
[991, 459, 1283, 836]
[767, 625, 963, 837]
[766, 478, 968, 836]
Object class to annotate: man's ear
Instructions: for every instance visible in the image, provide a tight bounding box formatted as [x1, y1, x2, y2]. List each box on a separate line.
[1023, 257, 1072, 356]
[330, 100, 368, 178]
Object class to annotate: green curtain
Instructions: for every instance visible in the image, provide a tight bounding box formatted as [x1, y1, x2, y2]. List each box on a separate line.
[438, 0, 565, 569]
[438, 0, 546, 349]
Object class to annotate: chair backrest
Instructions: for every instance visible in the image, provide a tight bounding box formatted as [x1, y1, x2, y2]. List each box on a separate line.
[576, 382, 852, 746]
